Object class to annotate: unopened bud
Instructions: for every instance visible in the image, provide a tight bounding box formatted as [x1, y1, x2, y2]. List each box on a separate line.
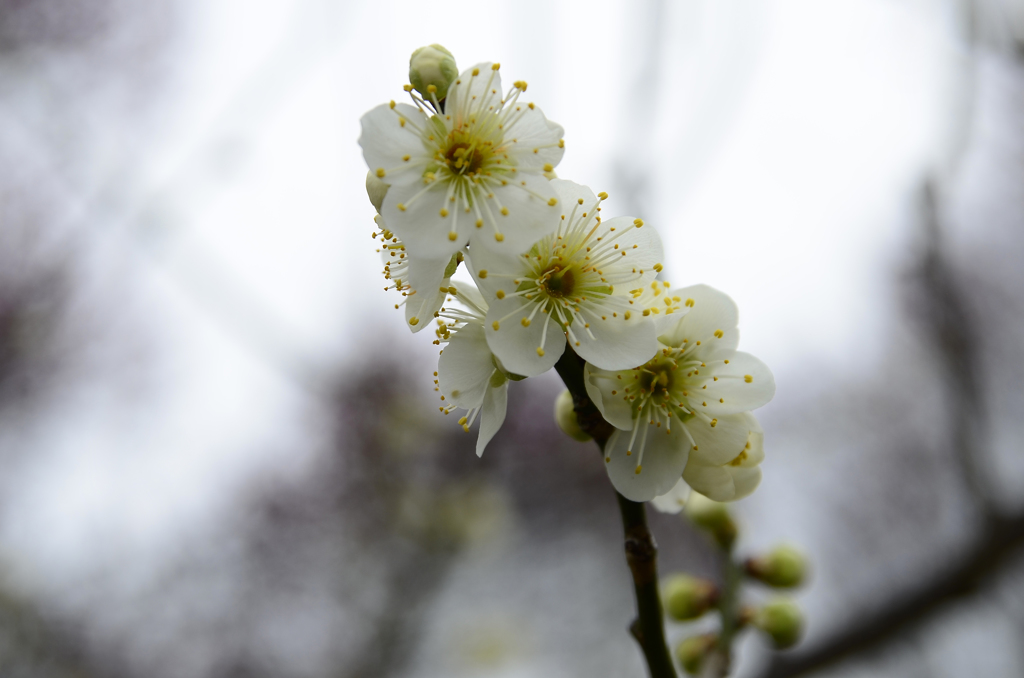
[409, 44, 458, 101]
[754, 599, 804, 649]
[662, 573, 718, 621]
[675, 633, 717, 675]
[685, 493, 737, 549]
[365, 170, 389, 213]
[554, 390, 591, 441]
[745, 545, 808, 588]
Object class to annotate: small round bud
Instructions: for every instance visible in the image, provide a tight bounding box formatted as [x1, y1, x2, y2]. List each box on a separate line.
[554, 390, 591, 442]
[365, 170, 389, 213]
[662, 573, 718, 621]
[675, 633, 716, 675]
[745, 545, 808, 589]
[685, 493, 737, 549]
[409, 44, 458, 101]
[754, 599, 804, 649]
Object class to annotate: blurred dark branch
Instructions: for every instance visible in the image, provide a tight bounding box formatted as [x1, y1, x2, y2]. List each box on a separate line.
[915, 180, 991, 514]
[756, 179, 1017, 678]
[757, 513, 1024, 678]
[556, 349, 677, 678]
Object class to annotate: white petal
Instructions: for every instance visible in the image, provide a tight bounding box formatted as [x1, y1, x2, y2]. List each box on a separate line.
[551, 178, 598, 209]
[700, 352, 775, 415]
[684, 412, 752, 467]
[476, 376, 508, 457]
[659, 284, 739, 351]
[404, 253, 452, 333]
[683, 463, 762, 502]
[604, 423, 690, 502]
[591, 215, 664, 288]
[483, 295, 564, 377]
[447, 63, 503, 128]
[572, 296, 659, 370]
[583, 363, 635, 431]
[382, 180, 468, 259]
[650, 477, 691, 514]
[740, 412, 765, 466]
[504, 104, 564, 171]
[359, 103, 430, 187]
[464, 240, 525, 301]
[469, 172, 560, 255]
[449, 279, 488, 316]
[437, 323, 493, 409]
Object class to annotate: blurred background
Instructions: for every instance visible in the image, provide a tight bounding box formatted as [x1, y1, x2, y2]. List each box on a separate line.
[1, 0, 1023, 676]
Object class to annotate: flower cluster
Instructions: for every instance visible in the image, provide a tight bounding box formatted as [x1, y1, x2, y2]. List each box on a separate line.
[360, 46, 775, 505]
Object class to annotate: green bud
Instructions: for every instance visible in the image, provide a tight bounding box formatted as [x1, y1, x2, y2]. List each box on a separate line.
[365, 170, 389, 213]
[745, 545, 808, 588]
[685, 493, 737, 549]
[754, 599, 804, 649]
[409, 44, 458, 101]
[662, 573, 718, 621]
[675, 633, 717, 675]
[554, 389, 591, 442]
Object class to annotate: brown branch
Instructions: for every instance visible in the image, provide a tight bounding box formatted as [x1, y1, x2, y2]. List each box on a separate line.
[555, 349, 677, 678]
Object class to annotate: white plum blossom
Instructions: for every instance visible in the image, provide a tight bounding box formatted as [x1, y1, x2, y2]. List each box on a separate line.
[584, 284, 775, 502]
[374, 215, 455, 332]
[435, 282, 512, 456]
[466, 179, 665, 377]
[359, 62, 565, 260]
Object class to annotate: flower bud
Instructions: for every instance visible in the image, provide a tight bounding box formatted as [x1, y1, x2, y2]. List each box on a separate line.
[675, 633, 716, 675]
[409, 44, 458, 101]
[554, 389, 591, 441]
[685, 493, 737, 549]
[745, 545, 808, 589]
[662, 573, 718, 621]
[365, 170, 389, 213]
[754, 599, 804, 649]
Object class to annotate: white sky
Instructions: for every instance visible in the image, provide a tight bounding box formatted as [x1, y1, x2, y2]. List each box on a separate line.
[4, 0, 968, 587]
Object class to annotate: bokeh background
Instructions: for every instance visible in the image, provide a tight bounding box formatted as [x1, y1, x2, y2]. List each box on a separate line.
[2, 0, 1024, 676]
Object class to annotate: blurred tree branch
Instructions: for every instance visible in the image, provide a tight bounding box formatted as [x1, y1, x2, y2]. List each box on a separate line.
[756, 178, 1023, 677]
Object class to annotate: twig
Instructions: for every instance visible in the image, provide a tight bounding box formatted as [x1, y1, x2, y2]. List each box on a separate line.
[555, 349, 678, 678]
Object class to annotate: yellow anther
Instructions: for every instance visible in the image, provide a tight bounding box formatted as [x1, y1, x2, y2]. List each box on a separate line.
[558, 139, 565, 148]
[634, 466, 642, 475]
[500, 206, 509, 216]
[439, 208, 449, 217]
[605, 457, 611, 463]
[543, 163, 553, 172]
[427, 84, 437, 94]
[653, 263, 663, 272]
[475, 219, 484, 228]
[724, 359, 730, 364]
[478, 269, 488, 279]
[495, 233, 504, 242]
[409, 317, 419, 326]
[685, 298, 695, 307]
[547, 197, 557, 206]
[496, 290, 505, 299]
[403, 84, 413, 91]
[744, 375, 753, 383]
[389, 100, 396, 109]
[472, 68, 480, 76]
[397, 203, 407, 212]
[710, 419, 718, 427]
[402, 154, 410, 161]
[714, 329, 724, 338]
[492, 63, 500, 70]
[521, 318, 531, 327]
[492, 321, 500, 330]
[376, 168, 386, 178]
[633, 218, 644, 228]
[624, 311, 631, 320]
[597, 191, 609, 200]
[459, 417, 467, 425]
[536, 347, 545, 356]
[448, 232, 457, 241]
[448, 286, 457, 294]
[577, 198, 584, 205]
